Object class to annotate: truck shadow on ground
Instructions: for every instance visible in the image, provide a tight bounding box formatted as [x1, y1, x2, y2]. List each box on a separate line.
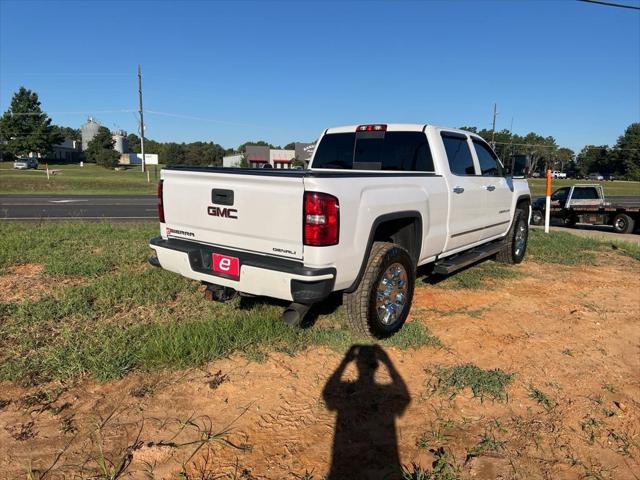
[323, 344, 410, 480]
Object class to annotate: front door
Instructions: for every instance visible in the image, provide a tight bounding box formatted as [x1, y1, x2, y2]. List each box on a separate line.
[471, 138, 513, 240]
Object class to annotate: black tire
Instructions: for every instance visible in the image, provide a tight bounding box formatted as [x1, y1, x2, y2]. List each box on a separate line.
[344, 242, 415, 339]
[612, 213, 635, 234]
[531, 209, 544, 226]
[496, 207, 528, 264]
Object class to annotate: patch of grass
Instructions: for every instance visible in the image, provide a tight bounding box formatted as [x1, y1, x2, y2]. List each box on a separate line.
[527, 179, 640, 197]
[527, 229, 601, 265]
[428, 364, 514, 402]
[0, 221, 158, 275]
[465, 432, 506, 463]
[0, 221, 443, 383]
[613, 241, 640, 261]
[431, 262, 522, 290]
[0, 161, 158, 195]
[528, 385, 556, 412]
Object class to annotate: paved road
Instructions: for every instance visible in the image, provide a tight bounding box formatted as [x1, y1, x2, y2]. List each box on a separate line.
[531, 222, 640, 244]
[0, 194, 157, 220]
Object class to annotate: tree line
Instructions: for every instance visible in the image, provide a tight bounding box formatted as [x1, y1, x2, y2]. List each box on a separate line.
[1, 86, 638, 178]
[461, 124, 640, 180]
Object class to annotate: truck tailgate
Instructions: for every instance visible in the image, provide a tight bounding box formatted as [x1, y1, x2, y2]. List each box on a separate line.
[162, 169, 305, 260]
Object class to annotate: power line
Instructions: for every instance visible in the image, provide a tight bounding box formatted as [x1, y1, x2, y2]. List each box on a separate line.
[577, 0, 640, 10]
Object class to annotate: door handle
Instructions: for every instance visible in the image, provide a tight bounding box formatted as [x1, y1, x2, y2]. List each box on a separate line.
[485, 185, 496, 192]
[452, 186, 464, 194]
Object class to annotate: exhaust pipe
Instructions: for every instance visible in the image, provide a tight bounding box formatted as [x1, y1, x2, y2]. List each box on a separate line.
[282, 302, 312, 326]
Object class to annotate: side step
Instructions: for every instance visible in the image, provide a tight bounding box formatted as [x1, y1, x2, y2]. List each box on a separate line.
[433, 241, 505, 275]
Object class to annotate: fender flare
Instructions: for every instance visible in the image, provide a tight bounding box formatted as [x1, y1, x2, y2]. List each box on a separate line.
[344, 211, 423, 293]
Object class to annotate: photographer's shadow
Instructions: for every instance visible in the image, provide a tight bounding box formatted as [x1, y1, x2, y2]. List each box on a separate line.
[322, 344, 410, 480]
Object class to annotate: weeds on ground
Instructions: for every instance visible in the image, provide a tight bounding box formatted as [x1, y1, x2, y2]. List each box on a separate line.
[402, 447, 461, 480]
[465, 432, 506, 463]
[528, 385, 556, 412]
[430, 262, 522, 290]
[427, 364, 514, 402]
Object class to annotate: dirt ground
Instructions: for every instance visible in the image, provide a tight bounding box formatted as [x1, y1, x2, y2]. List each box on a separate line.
[1, 256, 638, 479]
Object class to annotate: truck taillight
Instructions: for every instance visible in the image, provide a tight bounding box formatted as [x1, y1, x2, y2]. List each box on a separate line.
[304, 192, 339, 246]
[157, 180, 165, 223]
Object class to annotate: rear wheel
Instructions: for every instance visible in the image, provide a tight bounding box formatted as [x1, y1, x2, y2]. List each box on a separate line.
[496, 207, 528, 264]
[612, 213, 635, 234]
[344, 242, 415, 339]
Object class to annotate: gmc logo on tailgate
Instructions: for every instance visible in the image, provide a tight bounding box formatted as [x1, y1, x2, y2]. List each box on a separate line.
[208, 206, 238, 219]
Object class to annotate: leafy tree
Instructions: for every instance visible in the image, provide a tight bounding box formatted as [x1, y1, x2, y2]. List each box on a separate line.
[612, 123, 640, 180]
[577, 145, 610, 175]
[51, 125, 81, 142]
[127, 133, 141, 153]
[86, 126, 119, 168]
[162, 142, 186, 164]
[283, 142, 296, 150]
[0, 87, 62, 157]
[237, 140, 274, 152]
[555, 147, 575, 172]
[240, 155, 249, 168]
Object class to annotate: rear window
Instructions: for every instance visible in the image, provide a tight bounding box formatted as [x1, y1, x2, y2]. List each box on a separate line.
[312, 131, 434, 171]
[572, 187, 599, 200]
[441, 133, 476, 176]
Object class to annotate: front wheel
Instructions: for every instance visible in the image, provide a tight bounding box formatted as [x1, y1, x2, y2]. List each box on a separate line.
[496, 208, 528, 264]
[344, 242, 415, 339]
[531, 209, 544, 226]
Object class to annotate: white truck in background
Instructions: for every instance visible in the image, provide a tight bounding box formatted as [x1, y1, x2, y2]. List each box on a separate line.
[149, 124, 531, 338]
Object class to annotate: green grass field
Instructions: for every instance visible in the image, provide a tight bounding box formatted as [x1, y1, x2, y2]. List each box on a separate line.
[2, 161, 639, 197]
[527, 178, 640, 197]
[0, 222, 637, 385]
[0, 161, 159, 195]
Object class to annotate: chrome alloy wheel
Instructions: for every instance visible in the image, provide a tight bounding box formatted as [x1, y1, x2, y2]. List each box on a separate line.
[375, 262, 408, 325]
[614, 217, 627, 231]
[514, 219, 527, 256]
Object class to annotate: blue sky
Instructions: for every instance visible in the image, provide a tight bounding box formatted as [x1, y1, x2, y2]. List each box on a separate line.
[1, 0, 639, 151]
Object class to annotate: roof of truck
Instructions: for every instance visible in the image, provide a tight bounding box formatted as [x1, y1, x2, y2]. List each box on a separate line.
[323, 124, 479, 136]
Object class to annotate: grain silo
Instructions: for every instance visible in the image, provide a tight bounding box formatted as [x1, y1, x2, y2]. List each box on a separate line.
[112, 130, 128, 154]
[81, 117, 101, 151]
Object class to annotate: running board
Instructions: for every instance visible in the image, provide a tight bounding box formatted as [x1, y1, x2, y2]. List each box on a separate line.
[433, 242, 505, 275]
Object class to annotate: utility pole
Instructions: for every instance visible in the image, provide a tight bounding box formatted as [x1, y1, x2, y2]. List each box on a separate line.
[138, 64, 146, 173]
[490, 103, 497, 148]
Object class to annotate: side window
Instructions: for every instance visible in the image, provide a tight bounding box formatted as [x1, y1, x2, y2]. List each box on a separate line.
[472, 139, 503, 176]
[441, 133, 476, 175]
[572, 187, 599, 200]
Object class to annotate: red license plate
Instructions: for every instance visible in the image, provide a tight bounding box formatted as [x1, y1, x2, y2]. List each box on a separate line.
[211, 253, 240, 279]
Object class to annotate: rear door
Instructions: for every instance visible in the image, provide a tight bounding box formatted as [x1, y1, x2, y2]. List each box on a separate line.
[441, 132, 488, 251]
[471, 138, 513, 240]
[162, 169, 305, 260]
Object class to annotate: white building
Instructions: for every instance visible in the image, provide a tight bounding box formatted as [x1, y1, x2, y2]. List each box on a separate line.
[270, 149, 296, 169]
[223, 154, 243, 168]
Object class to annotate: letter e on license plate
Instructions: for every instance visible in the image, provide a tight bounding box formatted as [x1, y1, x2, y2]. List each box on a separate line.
[211, 253, 239, 279]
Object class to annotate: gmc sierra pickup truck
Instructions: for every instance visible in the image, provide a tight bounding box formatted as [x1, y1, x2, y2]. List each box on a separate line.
[149, 124, 531, 338]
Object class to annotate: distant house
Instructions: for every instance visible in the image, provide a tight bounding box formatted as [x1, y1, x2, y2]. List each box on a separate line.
[245, 145, 270, 168]
[50, 138, 82, 162]
[270, 149, 295, 169]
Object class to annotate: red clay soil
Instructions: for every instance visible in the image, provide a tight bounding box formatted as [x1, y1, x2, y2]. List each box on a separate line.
[0, 257, 638, 479]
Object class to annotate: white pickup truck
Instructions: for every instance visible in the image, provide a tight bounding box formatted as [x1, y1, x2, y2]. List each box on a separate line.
[149, 124, 531, 338]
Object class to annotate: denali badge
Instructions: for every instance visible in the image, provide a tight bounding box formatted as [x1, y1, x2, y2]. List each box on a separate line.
[208, 206, 238, 219]
[166, 227, 195, 237]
